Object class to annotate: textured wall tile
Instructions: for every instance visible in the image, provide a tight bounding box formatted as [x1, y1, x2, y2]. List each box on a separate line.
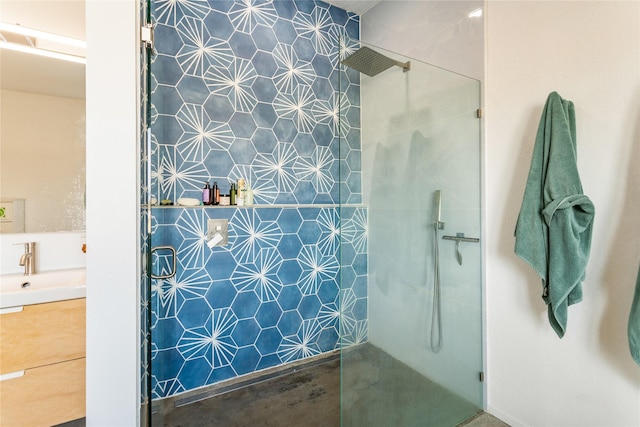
[149, 0, 366, 399]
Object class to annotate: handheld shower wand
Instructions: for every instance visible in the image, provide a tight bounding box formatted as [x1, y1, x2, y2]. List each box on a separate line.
[434, 190, 445, 230]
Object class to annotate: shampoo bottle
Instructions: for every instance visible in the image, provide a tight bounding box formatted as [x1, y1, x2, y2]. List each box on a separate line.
[245, 185, 253, 206]
[237, 178, 245, 206]
[202, 182, 212, 205]
[212, 182, 220, 205]
[230, 183, 236, 205]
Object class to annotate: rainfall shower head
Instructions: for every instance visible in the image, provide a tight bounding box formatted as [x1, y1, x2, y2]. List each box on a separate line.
[341, 46, 411, 77]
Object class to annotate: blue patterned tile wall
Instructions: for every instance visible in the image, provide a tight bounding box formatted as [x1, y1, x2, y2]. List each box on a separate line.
[150, 0, 362, 205]
[150, 206, 367, 397]
[148, 0, 366, 399]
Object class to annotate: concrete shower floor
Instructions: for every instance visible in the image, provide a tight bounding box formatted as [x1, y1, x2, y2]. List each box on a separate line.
[341, 344, 479, 426]
[161, 355, 341, 426]
[156, 343, 508, 427]
[57, 344, 509, 427]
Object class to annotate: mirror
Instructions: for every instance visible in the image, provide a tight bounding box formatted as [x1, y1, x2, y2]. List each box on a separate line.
[0, 1, 86, 233]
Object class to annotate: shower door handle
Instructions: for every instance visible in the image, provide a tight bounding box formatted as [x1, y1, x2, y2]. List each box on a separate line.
[150, 245, 177, 279]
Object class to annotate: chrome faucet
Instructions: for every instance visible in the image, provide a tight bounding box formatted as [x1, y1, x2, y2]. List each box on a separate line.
[16, 242, 36, 276]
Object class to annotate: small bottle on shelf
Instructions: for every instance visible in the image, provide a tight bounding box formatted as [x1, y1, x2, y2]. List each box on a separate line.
[237, 178, 245, 206]
[212, 182, 220, 205]
[245, 185, 253, 206]
[230, 183, 236, 206]
[202, 182, 212, 205]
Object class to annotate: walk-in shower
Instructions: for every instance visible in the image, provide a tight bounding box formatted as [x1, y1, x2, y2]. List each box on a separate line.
[139, 1, 482, 425]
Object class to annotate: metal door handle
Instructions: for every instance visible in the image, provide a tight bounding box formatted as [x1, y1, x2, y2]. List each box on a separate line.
[150, 246, 177, 279]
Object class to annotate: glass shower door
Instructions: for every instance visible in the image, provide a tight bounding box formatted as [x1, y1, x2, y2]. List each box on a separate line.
[339, 42, 483, 426]
[140, 0, 154, 424]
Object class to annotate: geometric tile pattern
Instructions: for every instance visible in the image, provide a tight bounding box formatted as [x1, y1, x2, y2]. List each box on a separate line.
[150, 206, 367, 398]
[147, 0, 366, 399]
[150, 0, 362, 206]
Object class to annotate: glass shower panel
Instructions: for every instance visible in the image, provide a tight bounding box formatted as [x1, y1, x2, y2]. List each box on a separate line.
[340, 42, 482, 426]
[140, 0, 153, 424]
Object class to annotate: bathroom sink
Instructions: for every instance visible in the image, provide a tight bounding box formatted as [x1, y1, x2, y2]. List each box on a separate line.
[0, 268, 86, 309]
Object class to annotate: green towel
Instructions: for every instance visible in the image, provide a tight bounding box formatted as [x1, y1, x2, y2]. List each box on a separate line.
[515, 91, 595, 338]
[629, 264, 640, 365]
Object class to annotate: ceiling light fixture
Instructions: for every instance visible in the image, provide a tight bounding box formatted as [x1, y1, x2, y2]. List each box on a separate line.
[0, 22, 86, 64]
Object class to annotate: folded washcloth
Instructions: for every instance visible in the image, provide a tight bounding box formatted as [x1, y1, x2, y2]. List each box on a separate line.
[515, 91, 595, 338]
[629, 263, 640, 365]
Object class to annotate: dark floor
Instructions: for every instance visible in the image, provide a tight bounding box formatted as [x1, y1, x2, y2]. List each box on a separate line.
[161, 355, 340, 427]
[341, 344, 480, 427]
[56, 344, 510, 427]
[159, 343, 501, 427]
[461, 413, 510, 427]
[55, 418, 86, 427]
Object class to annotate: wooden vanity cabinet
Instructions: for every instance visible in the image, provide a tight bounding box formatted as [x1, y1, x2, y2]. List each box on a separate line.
[0, 298, 86, 426]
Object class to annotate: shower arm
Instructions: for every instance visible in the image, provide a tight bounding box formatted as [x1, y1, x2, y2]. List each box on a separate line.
[396, 60, 411, 73]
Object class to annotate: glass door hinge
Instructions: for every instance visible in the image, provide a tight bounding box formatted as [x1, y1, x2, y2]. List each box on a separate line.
[141, 24, 154, 49]
[476, 108, 483, 119]
[479, 372, 485, 382]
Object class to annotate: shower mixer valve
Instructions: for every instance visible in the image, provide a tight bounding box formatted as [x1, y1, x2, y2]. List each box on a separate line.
[207, 219, 229, 248]
[442, 233, 480, 266]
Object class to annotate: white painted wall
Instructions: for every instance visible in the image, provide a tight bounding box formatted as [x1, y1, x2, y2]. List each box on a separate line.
[485, 1, 640, 426]
[85, 1, 140, 425]
[362, 0, 484, 80]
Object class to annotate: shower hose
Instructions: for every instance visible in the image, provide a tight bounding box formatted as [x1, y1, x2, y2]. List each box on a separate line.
[431, 222, 443, 353]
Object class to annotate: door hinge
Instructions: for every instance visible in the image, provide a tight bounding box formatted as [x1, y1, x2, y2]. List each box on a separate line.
[479, 371, 485, 382]
[476, 108, 483, 119]
[141, 24, 154, 49]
